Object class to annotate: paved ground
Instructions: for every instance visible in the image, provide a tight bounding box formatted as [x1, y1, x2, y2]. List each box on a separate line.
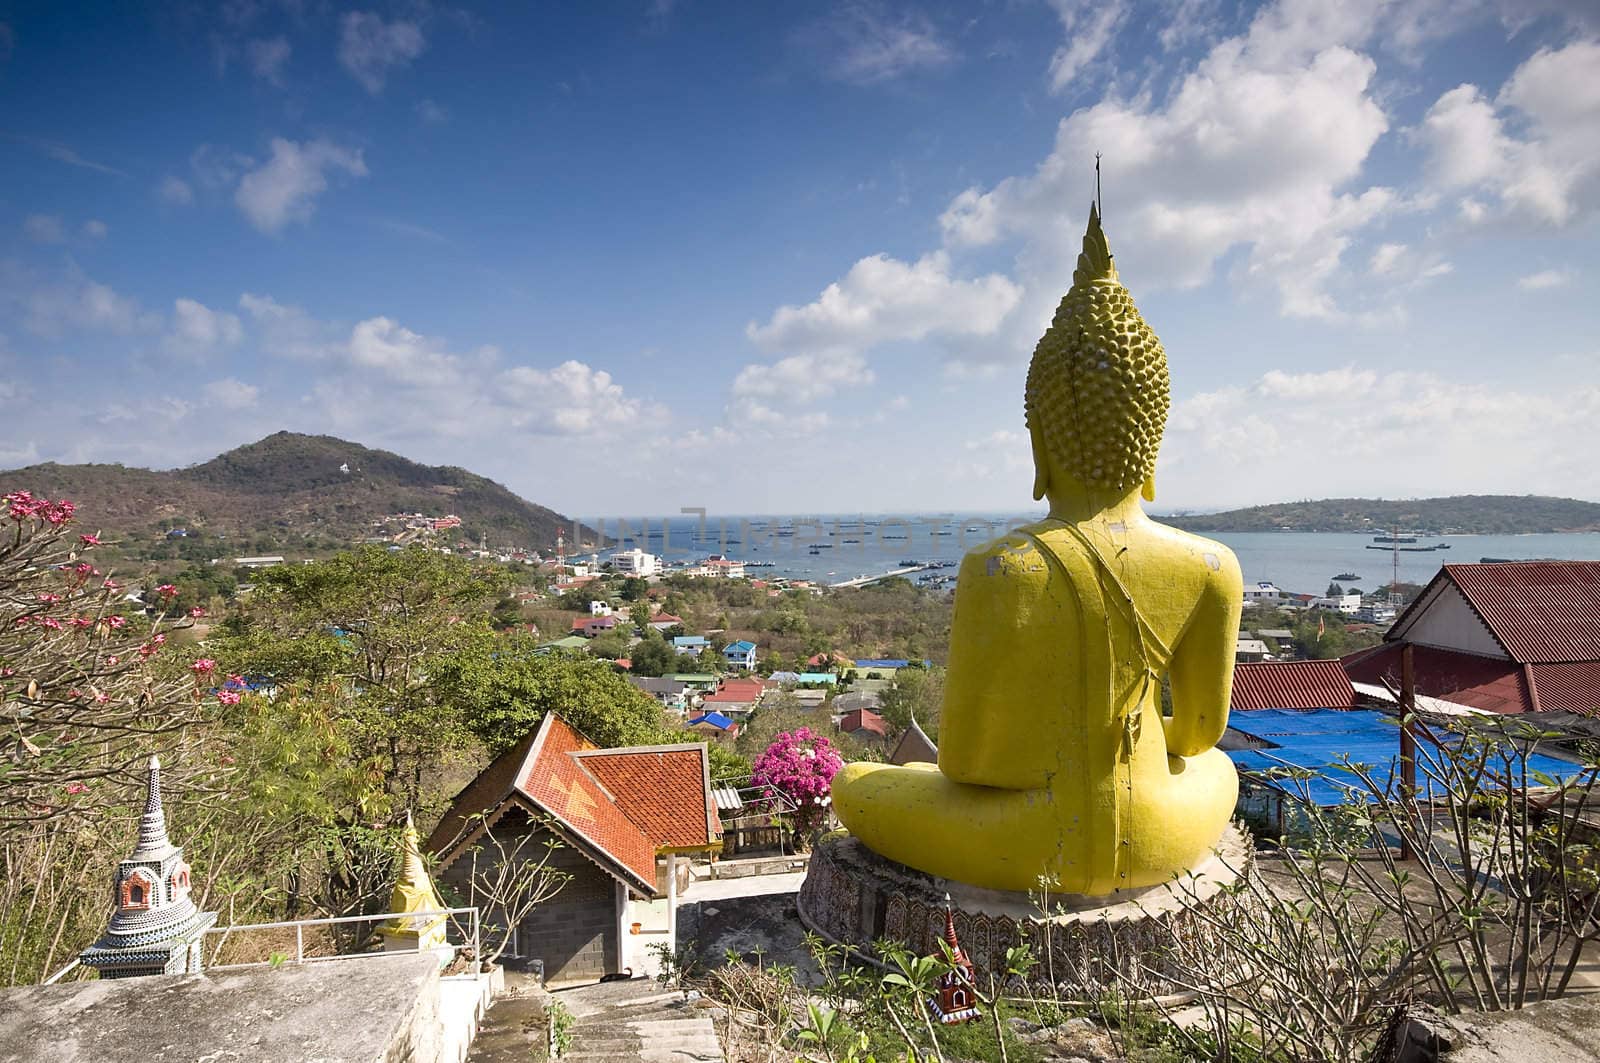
[678, 871, 823, 986]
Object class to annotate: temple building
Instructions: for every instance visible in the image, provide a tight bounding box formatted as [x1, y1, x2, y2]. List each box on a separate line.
[928, 898, 980, 1025]
[80, 756, 217, 979]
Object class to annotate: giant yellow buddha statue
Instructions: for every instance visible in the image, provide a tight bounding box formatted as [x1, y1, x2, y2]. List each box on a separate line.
[831, 204, 1242, 896]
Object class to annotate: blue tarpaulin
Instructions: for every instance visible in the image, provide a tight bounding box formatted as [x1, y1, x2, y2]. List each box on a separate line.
[1226, 709, 1590, 806]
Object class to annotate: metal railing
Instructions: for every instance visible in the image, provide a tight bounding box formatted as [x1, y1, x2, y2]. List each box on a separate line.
[41, 958, 80, 985]
[202, 906, 481, 972]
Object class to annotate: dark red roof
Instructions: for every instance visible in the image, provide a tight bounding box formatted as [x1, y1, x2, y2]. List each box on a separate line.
[839, 708, 888, 736]
[705, 678, 764, 704]
[1526, 662, 1600, 715]
[1436, 562, 1600, 664]
[579, 747, 719, 850]
[1342, 643, 1532, 715]
[1230, 660, 1357, 711]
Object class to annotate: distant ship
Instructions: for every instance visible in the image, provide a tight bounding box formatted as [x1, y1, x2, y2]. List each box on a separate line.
[1373, 535, 1417, 544]
[1334, 572, 1359, 581]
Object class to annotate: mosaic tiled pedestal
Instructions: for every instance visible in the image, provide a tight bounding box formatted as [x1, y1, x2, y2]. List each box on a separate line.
[796, 825, 1253, 1000]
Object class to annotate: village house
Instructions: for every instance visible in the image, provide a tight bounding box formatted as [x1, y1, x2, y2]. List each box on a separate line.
[1235, 637, 1269, 662]
[674, 634, 710, 656]
[629, 675, 692, 714]
[572, 615, 619, 637]
[648, 612, 685, 632]
[722, 639, 757, 671]
[427, 713, 720, 984]
[588, 600, 613, 616]
[1342, 560, 1600, 715]
[685, 711, 739, 740]
[702, 677, 765, 715]
[1243, 581, 1288, 606]
[703, 557, 746, 579]
[839, 707, 888, 743]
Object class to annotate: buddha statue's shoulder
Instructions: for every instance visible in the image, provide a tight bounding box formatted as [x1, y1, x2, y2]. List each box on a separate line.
[957, 522, 1066, 589]
[1140, 519, 1244, 591]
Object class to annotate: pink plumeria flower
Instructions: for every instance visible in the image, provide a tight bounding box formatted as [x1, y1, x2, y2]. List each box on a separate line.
[155, 584, 178, 599]
[40, 617, 62, 630]
[79, 533, 101, 547]
[190, 658, 217, 676]
[216, 689, 242, 706]
[189, 606, 206, 618]
[64, 782, 89, 796]
[37, 593, 61, 604]
[107, 615, 127, 629]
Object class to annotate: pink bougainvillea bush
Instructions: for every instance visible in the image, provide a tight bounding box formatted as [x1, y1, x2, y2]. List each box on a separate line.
[750, 727, 846, 839]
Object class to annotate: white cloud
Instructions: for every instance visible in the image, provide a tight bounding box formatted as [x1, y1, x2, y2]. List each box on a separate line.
[416, 99, 449, 124]
[159, 176, 194, 205]
[1518, 269, 1572, 290]
[348, 316, 464, 388]
[246, 36, 291, 85]
[1046, 0, 1127, 93]
[18, 271, 155, 338]
[748, 251, 1022, 357]
[499, 361, 642, 434]
[239, 292, 338, 359]
[23, 214, 64, 243]
[235, 138, 367, 233]
[1164, 365, 1600, 506]
[804, 3, 953, 85]
[1369, 242, 1406, 275]
[202, 377, 259, 410]
[732, 351, 874, 403]
[82, 219, 107, 238]
[338, 11, 426, 94]
[190, 144, 255, 191]
[1416, 40, 1600, 225]
[165, 298, 244, 360]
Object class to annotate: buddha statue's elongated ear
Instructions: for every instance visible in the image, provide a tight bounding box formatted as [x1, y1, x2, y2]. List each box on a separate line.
[1142, 475, 1156, 503]
[1029, 420, 1050, 502]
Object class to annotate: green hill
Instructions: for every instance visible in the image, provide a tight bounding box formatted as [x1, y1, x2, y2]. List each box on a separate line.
[1162, 495, 1600, 534]
[2, 432, 587, 555]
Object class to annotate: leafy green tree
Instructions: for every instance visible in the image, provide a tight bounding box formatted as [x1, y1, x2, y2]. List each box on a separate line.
[212, 546, 512, 802]
[587, 630, 631, 660]
[630, 632, 677, 678]
[434, 635, 670, 754]
[878, 666, 945, 737]
[619, 576, 649, 601]
[629, 602, 653, 633]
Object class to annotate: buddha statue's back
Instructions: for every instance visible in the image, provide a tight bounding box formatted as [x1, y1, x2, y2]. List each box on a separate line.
[829, 203, 1242, 896]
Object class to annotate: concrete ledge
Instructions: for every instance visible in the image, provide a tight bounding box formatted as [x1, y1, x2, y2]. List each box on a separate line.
[0, 953, 443, 1063]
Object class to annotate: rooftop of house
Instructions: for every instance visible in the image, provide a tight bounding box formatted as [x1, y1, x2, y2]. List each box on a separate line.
[724, 639, 757, 654]
[687, 711, 737, 731]
[1391, 561, 1600, 664]
[427, 713, 718, 895]
[1231, 660, 1359, 711]
[674, 635, 709, 647]
[839, 707, 887, 737]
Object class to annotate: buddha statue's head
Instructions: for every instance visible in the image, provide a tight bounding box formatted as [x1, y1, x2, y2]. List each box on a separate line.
[1025, 203, 1170, 507]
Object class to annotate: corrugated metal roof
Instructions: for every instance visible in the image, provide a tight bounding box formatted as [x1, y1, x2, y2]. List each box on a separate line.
[712, 786, 744, 812]
[1446, 561, 1600, 664]
[1525, 662, 1600, 716]
[1342, 643, 1532, 715]
[1230, 660, 1357, 711]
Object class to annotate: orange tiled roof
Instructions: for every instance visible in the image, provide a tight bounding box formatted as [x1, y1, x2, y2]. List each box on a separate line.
[578, 747, 719, 849]
[428, 713, 720, 895]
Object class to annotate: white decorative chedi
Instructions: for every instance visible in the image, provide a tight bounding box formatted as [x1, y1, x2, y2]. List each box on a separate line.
[80, 756, 218, 979]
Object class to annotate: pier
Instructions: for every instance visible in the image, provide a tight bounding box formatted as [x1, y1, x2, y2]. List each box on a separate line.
[830, 565, 930, 589]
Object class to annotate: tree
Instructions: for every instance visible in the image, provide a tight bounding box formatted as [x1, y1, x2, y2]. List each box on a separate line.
[628, 602, 654, 633]
[619, 577, 649, 601]
[434, 635, 670, 754]
[878, 666, 945, 738]
[212, 545, 512, 803]
[1325, 582, 1345, 597]
[629, 633, 677, 678]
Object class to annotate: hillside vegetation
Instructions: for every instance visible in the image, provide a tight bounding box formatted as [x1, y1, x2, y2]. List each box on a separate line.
[0, 431, 584, 554]
[1164, 495, 1600, 534]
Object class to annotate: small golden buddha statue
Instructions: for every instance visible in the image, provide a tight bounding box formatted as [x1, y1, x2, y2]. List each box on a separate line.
[831, 203, 1241, 895]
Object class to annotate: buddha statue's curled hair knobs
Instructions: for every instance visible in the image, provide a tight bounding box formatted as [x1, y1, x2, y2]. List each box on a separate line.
[1025, 194, 1170, 499]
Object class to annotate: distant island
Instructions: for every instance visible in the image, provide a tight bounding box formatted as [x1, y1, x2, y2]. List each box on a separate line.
[1162, 495, 1600, 535]
[0, 431, 589, 553]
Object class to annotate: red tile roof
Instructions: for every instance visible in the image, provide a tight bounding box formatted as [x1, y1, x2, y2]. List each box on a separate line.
[1342, 643, 1533, 715]
[428, 714, 718, 895]
[650, 613, 684, 625]
[839, 708, 888, 736]
[1230, 660, 1358, 711]
[1431, 562, 1600, 664]
[705, 678, 765, 704]
[518, 716, 658, 888]
[578, 747, 719, 850]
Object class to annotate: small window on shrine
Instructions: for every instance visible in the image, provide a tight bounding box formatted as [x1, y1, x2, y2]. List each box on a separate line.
[123, 879, 148, 908]
[952, 989, 968, 1008]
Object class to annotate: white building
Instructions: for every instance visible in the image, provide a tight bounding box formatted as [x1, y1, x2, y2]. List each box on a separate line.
[1309, 593, 1363, 615]
[1243, 581, 1287, 605]
[609, 549, 660, 577]
[589, 600, 613, 616]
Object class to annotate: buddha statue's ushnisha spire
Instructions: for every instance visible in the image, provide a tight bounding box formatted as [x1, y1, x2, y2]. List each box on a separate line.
[1026, 201, 1170, 498]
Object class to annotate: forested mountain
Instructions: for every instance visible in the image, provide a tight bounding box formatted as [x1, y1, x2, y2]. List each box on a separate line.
[2, 432, 585, 553]
[1163, 495, 1600, 534]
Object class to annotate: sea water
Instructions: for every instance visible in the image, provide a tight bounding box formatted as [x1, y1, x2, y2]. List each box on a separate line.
[578, 513, 1600, 596]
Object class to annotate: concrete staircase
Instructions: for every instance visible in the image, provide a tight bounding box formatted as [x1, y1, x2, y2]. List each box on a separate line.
[554, 978, 724, 1062]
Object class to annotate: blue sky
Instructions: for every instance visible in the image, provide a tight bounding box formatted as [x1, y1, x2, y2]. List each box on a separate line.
[1, 0, 1597, 518]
